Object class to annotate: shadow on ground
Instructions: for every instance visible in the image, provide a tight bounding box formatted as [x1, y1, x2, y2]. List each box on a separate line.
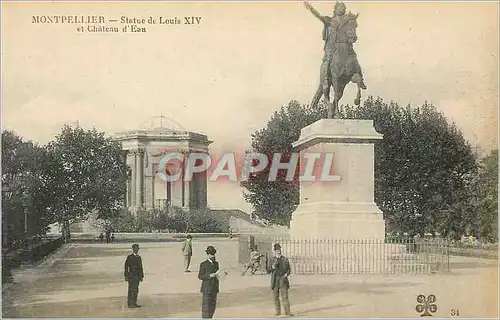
[5, 242, 496, 318]
[3, 281, 414, 318]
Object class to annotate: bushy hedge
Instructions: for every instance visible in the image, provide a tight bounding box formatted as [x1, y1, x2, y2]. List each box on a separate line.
[108, 207, 225, 233]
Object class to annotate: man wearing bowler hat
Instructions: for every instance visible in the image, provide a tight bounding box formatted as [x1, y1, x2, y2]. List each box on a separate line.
[198, 245, 220, 318]
[124, 244, 144, 308]
[269, 243, 293, 317]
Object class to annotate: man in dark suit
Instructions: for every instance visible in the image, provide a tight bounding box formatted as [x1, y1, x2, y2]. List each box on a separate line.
[268, 243, 293, 317]
[198, 246, 219, 318]
[124, 243, 144, 308]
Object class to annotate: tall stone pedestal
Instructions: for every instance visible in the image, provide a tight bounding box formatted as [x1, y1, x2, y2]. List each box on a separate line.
[290, 119, 386, 240]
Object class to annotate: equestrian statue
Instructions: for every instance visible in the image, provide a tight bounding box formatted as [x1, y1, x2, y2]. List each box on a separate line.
[304, 1, 367, 118]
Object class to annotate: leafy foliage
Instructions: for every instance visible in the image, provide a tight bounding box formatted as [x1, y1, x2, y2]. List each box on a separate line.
[343, 98, 477, 237]
[474, 150, 498, 241]
[241, 100, 326, 225]
[109, 207, 224, 233]
[2, 131, 50, 246]
[2, 126, 128, 243]
[242, 97, 480, 238]
[100, 208, 136, 233]
[43, 125, 128, 240]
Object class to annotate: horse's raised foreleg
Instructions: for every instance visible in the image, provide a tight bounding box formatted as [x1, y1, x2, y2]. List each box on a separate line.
[311, 84, 323, 109]
[351, 73, 363, 106]
[354, 83, 361, 106]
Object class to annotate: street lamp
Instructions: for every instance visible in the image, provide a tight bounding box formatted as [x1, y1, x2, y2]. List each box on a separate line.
[21, 190, 29, 235]
[3, 189, 13, 199]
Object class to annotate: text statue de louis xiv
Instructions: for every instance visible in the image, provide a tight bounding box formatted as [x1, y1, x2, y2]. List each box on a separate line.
[304, 1, 367, 119]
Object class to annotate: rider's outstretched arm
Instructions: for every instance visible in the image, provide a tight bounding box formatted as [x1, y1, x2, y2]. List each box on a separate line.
[303, 1, 328, 24]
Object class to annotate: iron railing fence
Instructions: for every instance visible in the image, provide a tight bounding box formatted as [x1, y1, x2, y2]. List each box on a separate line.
[239, 236, 450, 275]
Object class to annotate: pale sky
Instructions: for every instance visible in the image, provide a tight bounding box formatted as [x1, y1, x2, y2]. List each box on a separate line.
[2, 1, 498, 212]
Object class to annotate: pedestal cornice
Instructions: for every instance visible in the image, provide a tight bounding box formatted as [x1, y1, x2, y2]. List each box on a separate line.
[293, 119, 383, 151]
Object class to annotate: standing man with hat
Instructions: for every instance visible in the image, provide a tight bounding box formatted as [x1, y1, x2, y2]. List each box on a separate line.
[269, 243, 293, 317]
[198, 245, 220, 318]
[124, 243, 144, 308]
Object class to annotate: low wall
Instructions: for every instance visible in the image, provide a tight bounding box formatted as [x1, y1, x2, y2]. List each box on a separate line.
[69, 232, 237, 243]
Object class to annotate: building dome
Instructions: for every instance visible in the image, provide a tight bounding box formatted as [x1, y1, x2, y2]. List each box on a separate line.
[139, 115, 186, 132]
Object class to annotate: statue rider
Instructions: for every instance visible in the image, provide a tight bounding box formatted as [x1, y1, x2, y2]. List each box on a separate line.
[304, 1, 367, 99]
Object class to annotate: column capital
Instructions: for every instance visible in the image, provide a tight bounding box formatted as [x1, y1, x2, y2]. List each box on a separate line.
[130, 149, 145, 156]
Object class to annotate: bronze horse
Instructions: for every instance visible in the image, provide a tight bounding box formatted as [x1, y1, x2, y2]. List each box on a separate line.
[311, 12, 364, 118]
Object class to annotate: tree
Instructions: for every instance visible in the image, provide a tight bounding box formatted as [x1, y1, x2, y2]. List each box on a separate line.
[43, 125, 128, 241]
[242, 97, 478, 238]
[476, 150, 498, 241]
[439, 150, 498, 242]
[2, 130, 50, 246]
[240, 100, 326, 225]
[343, 98, 477, 237]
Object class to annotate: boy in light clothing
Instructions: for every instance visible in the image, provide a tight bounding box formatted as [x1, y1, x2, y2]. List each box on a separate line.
[242, 245, 264, 276]
[181, 235, 193, 273]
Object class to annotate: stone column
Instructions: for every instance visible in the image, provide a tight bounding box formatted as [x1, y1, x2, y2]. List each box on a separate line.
[182, 156, 186, 207]
[126, 178, 130, 207]
[136, 149, 144, 208]
[183, 151, 190, 209]
[290, 119, 386, 240]
[189, 151, 209, 209]
[199, 170, 208, 208]
[149, 165, 155, 209]
[125, 151, 131, 207]
[130, 151, 137, 208]
[143, 151, 154, 209]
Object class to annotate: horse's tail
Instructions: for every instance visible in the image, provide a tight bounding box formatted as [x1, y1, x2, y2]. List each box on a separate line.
[311, 84, 323, 108]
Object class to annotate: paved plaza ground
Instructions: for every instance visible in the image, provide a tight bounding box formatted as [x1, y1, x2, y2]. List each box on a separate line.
[2, 239, 498, 318]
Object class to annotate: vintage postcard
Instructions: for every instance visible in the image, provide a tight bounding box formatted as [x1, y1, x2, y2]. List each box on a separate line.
[1, 1, 498, 319]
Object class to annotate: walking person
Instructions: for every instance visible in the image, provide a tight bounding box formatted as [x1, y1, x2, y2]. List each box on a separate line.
[268, 243, 293, 317]
[198, 246, 220, 319]
[124, 244, 144, 308]
[181, 235, 193, 273]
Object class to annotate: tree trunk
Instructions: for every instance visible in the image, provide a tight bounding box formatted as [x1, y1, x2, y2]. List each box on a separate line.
[61, 220, 71, 243]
